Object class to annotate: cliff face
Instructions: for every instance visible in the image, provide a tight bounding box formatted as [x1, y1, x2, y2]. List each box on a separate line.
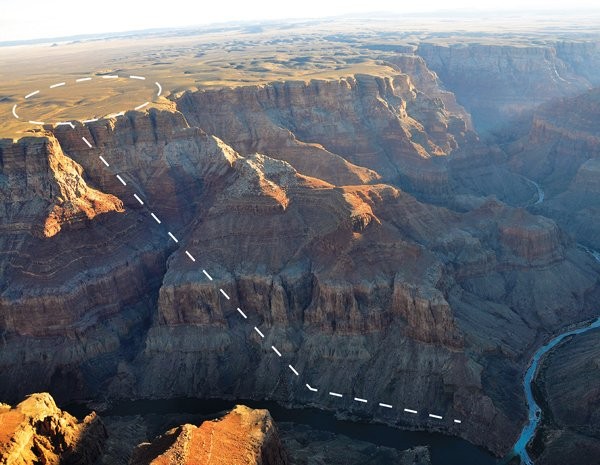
[0, 393, 106, 465]
[175, 73, 472, 195]
[417, 42, 598, 132]
[131, 405, 288, 465]
[384, 54, 474, 131]
[0, 135, 123, 238]
[505, 87, 600, 249]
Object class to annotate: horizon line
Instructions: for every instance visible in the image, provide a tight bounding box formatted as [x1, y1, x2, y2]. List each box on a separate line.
[2, 7, 600, 45]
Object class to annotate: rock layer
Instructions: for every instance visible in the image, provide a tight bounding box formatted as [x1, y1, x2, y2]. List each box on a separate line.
[0, 393, 106, 465]
[506, 87, 600, 249]
[130, 405, 288, 465]
[176, 73, 471, 195]
[0, 135, 123, 238]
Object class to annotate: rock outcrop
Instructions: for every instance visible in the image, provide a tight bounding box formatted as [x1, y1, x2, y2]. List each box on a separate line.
[175, 73, 472, 195]
[0, 135, 123, 238]
[130, 405, 288, 465]
[0, 393, 106, 465]
[384, 54, 474, 131]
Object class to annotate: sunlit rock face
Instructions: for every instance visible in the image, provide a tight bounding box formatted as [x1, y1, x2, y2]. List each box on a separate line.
[0, 392, 106, 465]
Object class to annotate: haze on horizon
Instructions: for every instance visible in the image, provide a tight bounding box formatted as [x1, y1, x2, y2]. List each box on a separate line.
[1, 0, 599, 42]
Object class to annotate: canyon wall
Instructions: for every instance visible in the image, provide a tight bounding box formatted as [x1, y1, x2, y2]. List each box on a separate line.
[416, 41, 600, 132]
[0, 64, 599, 460]
[505, 87, 600, 249]
[175, 73, 472, 195]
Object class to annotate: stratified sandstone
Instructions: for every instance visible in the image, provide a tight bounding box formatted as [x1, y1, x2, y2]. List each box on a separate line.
[0, 393, 106, 465]
[176, 73, 471, 195]
[0, 135, 123, 238]
[385, 54, 474, 131]
[130, 405, 288, 465]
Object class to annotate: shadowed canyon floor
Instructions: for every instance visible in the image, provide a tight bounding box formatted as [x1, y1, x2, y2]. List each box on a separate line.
[1, 12, 600, 465]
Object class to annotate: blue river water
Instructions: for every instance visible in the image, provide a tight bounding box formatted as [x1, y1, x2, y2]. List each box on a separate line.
[512, 316, 600, 464]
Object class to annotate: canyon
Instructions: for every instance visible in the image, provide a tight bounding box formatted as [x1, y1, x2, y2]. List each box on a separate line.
[1, 15, 600, 464]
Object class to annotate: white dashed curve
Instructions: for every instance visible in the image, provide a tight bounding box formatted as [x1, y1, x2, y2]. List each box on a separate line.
[12, 74, 156, 127]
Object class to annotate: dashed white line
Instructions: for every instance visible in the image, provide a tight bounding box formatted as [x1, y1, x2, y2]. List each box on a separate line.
[354, 397, 368, 403]
[76, 77, 92, 82]
[102, 75, 119, 79]
[99, 156, 110, 167]
[219, 288, 230, 299]
[56, 122, 75, 129]
[454, 419, 462, 424]
[12, 105, 19, 119]
[185, 250, 195, 262]
[254, 327, 265, 338]
[429, 414, 443, 420]
[49, 82, 65, 88]
[379, 403, 393, 409]
[155, 81, 162, 96]
[108, 111, 125, 118]
[83, 118, 98, 123]
[135, 102, 150, 111]
[150, 213, 161, 224]
[25, 90, 39, 99]
[129, 75, 146, 80]
[404, 409, 418, 414]
[133, 193, 144, 205]
[236, 307, 247, 319]
[168, 232, 179, 243]
[289, 364, 299, 376]
[329, 392, 343, 398]
[271, 345, 282, 357]
[116, 174, 127, 186]
[29, 120, 45, 125]
[82, 137, 93, 148]
[306, 384, 318, 392]
[202, 269, 213, 281]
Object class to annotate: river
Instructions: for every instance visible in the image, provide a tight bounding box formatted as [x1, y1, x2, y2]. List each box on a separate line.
[512, 316, 600, 464]
[531, 179, 544, 205]
[508, 219, 600, 463]
[70, 397, 498, 465]
[521, 175, 544, 206]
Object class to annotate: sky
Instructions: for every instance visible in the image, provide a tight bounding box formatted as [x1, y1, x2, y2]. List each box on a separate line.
[1, 0, 599, 42]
